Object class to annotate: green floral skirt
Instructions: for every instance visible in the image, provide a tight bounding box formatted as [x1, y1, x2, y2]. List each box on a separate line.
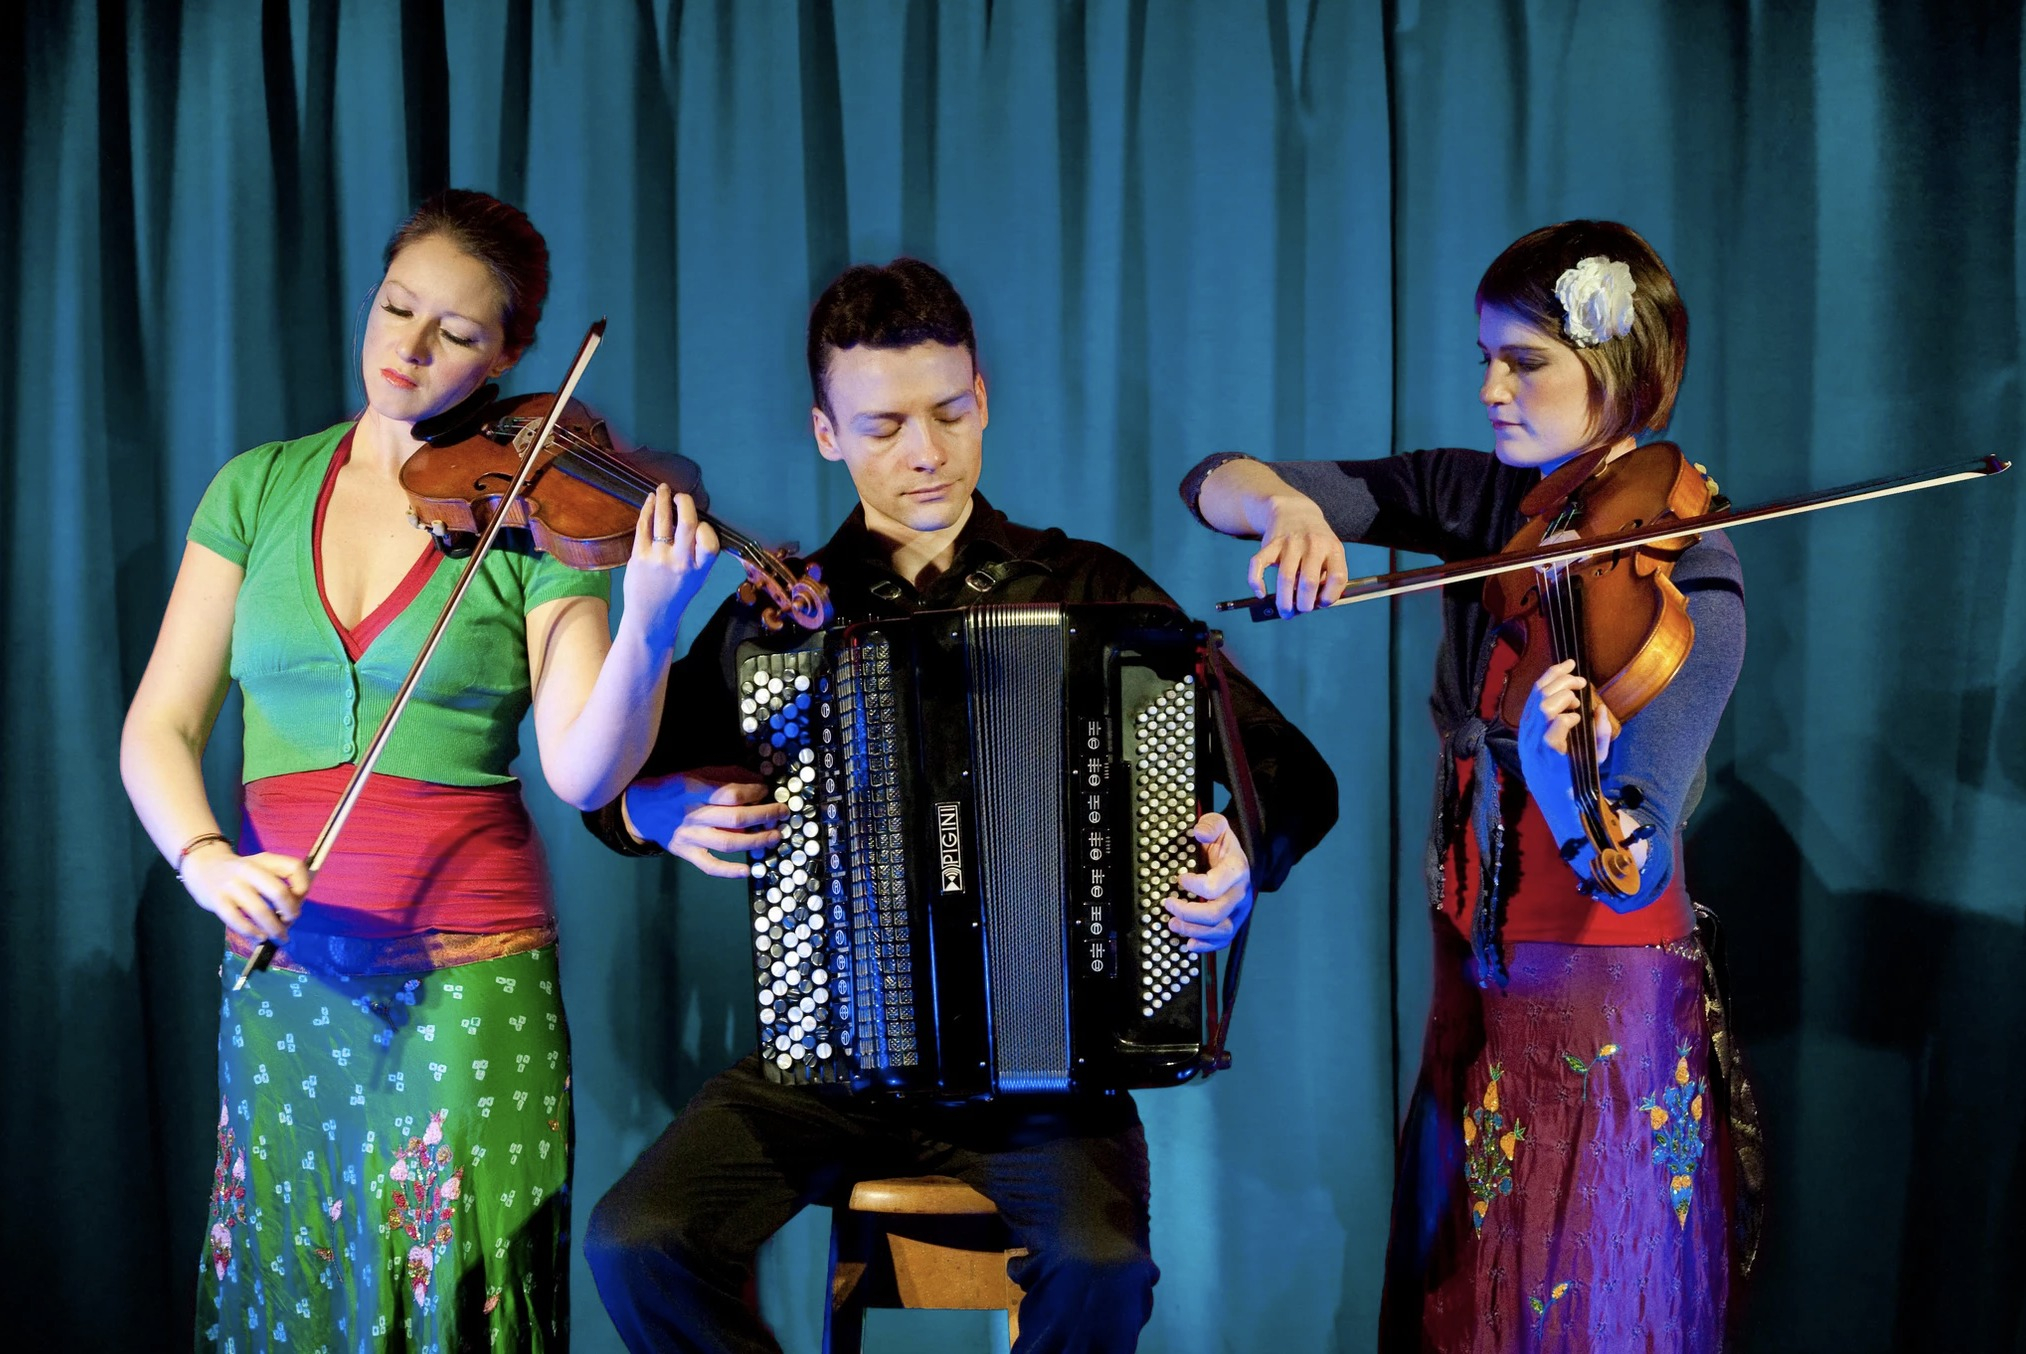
[201, 946, 571, 1352]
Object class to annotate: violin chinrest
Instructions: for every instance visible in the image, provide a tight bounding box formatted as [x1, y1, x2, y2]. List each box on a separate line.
[412, 382, 502, 445]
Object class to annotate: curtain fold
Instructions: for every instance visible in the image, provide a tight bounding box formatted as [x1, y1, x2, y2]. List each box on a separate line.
[5, 3, 2021, 1350]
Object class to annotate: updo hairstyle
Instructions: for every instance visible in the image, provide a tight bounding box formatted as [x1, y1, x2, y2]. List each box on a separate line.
[382, 189, 550, 358]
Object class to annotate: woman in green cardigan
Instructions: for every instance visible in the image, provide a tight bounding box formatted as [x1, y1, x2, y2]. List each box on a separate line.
[120, 190, 732, 1349]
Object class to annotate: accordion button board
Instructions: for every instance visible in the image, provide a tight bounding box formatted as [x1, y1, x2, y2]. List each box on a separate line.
[737, 604, 1219, 1100]
[1132, 677, 1199, 1018]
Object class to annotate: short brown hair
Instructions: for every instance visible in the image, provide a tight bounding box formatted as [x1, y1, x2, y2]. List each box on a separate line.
[1476, 220, 1687, 447]
[382, 189, 550, 357]
[807, 258, 977, 415]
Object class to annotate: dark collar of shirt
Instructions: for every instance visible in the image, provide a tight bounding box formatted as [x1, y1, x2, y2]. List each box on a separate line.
[681, 489, 1176, 749]
[806, 492, 1067, 619]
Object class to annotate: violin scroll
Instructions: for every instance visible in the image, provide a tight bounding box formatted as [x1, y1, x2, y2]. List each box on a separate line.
[734, 561, 832, 633]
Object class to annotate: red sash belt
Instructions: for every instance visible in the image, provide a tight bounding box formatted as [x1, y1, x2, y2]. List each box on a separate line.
[238, 765, 554, 941]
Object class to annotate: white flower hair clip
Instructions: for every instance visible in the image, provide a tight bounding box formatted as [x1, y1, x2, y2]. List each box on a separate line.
[1554, 256, 1637, 347]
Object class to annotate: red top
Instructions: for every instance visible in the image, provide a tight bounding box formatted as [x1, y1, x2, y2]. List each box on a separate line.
[231, 430, 553, 950]
[1442, 638, 1693, 946]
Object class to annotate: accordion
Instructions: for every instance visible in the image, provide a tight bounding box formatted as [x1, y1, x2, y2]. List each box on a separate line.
[735, 603, 1239, 1099]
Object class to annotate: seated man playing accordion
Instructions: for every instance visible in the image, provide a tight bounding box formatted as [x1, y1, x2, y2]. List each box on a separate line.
[581, 257, 1336, 1354]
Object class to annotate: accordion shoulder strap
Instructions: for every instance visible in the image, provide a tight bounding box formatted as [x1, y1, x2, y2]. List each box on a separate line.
[1199, 635, 1264, 1077]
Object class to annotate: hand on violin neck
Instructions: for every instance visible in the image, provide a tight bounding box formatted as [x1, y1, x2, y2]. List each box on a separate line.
[1517, 658, 1643, 887]
[1522, 658, 1619, 762]
[620, 484, 721, 653]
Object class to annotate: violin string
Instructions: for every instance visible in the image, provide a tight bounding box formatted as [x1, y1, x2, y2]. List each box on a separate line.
[1564, 569, 1605, 828]
[551, 433, 788, 576]
[1568, 568, 1620, 871]
[499, 417, 662, 500]
[544, 426, 662, 499]
[1537, 561, 1576, 805]
[1541, 558, 1606, 844]
[501, 417, 804, 591]
[1570, 570, 1609, 831]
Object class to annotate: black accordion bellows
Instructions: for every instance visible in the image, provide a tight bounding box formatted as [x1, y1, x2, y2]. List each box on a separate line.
[735, 603, 1236, 1100]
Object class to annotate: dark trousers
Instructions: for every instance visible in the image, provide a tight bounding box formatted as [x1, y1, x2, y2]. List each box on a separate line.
[585, 1056, 1159, 1353]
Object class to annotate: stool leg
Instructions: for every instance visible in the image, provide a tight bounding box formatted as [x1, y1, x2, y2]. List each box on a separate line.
[825, 1213, 863, 1354]
[826, 1208, 887, 1354]
[1006, 1255, 1023, 1347]
[825, 1299, 866, 1354]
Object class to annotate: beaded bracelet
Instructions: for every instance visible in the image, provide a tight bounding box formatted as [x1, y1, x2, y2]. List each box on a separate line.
[175, 830, 230, 879]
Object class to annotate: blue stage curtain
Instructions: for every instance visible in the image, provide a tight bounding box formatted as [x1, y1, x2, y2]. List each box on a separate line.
[3, 2, 2020, 1349]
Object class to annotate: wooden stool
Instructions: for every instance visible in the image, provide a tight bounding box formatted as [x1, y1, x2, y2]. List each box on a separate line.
[825, 1175, 1026, 1352]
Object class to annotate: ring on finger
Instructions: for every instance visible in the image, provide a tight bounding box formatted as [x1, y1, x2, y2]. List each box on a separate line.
[652, 533, 675, 544]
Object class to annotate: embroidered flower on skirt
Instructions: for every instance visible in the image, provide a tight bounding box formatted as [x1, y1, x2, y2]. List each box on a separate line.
[1529, 1279, 1579, 1337]
[386, 1109, 465, 1305]
[1463, 1064, 1525, 1234]
[206, 1099, 249, 1282]
[200, 945, 571, 1352]
[1561, 1042, 1620, 1105]
[1380, 922, 1734, 1351]
[1638, 1041, 1709, 1226]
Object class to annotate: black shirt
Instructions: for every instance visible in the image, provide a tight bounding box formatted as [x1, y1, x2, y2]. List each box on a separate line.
[584, 493, 1337, 893]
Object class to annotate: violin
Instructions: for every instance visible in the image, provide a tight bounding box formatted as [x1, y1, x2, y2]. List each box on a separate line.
[403, 389, 831, 632]
[1214, 445, 2012, 897]
[236, 322, 827, 989]
[1480, 441, 1711, 896]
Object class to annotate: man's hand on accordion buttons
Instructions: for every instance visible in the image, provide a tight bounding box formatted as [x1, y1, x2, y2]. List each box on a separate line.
[621, 768, 787, 879]
[1165, 812, 1253, 953]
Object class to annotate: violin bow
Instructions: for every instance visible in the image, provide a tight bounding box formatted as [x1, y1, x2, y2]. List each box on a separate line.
[234, 319, 608, 988]
[1217, 453, 2012, 622]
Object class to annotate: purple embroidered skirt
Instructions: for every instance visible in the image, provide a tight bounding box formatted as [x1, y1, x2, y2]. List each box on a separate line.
[1380, 919, 1740, 1352]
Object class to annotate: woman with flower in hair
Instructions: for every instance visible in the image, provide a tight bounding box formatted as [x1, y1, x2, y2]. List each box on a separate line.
[122, 189, 724, 1348]
[1180, 220, 1754, 1349]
